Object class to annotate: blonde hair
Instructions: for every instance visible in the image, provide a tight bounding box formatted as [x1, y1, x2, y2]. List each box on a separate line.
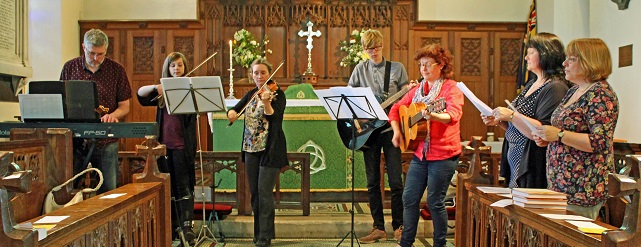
[566, 38, 612, 82]
[361, 29, 383, 49]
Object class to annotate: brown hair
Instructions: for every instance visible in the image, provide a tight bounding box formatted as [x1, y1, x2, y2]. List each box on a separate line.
[161, 52, 189, 78]
[413, 44, 454, 79]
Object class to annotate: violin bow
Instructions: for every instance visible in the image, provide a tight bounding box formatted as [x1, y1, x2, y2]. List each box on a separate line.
[228, 60, 285, 126]
[185, 52, 217, 77]
[152, 52, 218, 102]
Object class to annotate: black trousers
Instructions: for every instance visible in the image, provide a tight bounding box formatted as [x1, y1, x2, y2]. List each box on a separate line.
[362, 129, 404, 231]
[245, 151, 281, 242]
[158, 149, 196, 230]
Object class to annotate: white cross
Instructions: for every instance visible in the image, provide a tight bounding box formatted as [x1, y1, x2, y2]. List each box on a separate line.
[298, 21, 321, 74]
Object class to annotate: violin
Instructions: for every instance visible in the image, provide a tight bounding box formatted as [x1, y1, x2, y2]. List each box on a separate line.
[228, 61, 285, 126]
[257, 80, 279, 102]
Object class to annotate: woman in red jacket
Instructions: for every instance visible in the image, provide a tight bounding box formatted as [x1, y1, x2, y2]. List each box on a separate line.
[389, 44, 464, 247]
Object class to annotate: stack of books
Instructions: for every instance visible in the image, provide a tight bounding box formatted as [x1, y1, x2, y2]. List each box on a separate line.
[511, 188, 567, 210]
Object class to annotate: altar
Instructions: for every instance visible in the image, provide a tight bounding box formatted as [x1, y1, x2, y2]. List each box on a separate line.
[210, 85, 374, 192]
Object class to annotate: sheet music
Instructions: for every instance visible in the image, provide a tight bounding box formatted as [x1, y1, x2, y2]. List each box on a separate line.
[160, 76, 227, 114]
[18, 94, 64, 120]
[314, 87, 388, 121]
[456, 82, 492, 116]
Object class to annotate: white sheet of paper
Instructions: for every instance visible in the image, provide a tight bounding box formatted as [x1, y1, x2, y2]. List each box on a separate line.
[100, 193, 127, 199]
[490, 199, 513, 208]
[477, 186, 512, 194]
[18, 94, 64, 120]
[618, 176, 636, 183]
[34, 216, 69, 224]
[160, 76, 226, 115]
[456, 82, 492, 116]
[540, 214, 593, 221]
[566, 220, 608, 229]
[314, 87, 388, 121]
[4, 173, 22, 179]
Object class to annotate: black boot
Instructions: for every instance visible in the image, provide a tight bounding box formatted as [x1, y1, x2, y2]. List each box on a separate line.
[178, 196, 196, 245]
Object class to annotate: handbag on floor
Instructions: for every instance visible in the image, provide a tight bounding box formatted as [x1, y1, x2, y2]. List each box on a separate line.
[43, 167, 103, 214]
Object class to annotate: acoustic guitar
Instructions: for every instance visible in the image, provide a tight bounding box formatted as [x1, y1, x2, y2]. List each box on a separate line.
[398, 98, 446, 152]
[336, 84, 414, 150]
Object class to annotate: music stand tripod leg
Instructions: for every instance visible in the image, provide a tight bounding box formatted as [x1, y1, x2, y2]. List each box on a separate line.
[193, 113, 218, 246]
[336, 96, 362, 247]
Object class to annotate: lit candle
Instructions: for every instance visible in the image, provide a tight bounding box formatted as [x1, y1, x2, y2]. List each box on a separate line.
[229, 40, 233, 69]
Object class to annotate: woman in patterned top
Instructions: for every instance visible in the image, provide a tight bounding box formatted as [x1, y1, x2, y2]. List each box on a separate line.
[227, 58, 287, 247]
[534, 38, 619, 220]
[481, 33, 570, 189]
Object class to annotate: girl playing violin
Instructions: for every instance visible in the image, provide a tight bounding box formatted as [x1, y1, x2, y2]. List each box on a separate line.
[227, 58, 287, 247]
[136, 52, 198, 244]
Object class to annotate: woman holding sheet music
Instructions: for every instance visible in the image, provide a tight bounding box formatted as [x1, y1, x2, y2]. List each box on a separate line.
[388, 44, 464, 247]
[533, 38, 619, 220]
[137, 52, 198, 243]
[227, 58, 286, 247]
[481, 33, 570, 189]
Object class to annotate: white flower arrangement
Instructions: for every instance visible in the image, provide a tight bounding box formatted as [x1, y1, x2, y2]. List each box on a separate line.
[339, 29, 369, 67]
[232, 29, 272, 69]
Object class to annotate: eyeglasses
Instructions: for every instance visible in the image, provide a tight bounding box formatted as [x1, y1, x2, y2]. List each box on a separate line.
[365, 46, 383, 53]
[565, 56, 578, 63]
[418, 62, 439, 68]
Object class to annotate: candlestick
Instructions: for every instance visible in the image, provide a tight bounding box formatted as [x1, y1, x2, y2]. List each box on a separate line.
[228, 40, 236, 99]
[229, 40, 233, 69]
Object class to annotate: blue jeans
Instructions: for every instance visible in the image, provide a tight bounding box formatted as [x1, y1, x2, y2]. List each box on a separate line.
[399, 155, 458, 247]
[73, 141, 119, 194]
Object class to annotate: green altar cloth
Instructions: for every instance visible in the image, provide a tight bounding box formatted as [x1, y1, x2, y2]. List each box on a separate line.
[212, 85, 379, 191]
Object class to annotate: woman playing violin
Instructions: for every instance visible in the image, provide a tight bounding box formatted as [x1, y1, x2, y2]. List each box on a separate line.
[227, 58, 286, 247]
[388, 44, 464, 247]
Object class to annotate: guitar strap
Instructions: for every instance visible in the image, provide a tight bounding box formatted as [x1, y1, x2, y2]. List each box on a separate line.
[383, 61, 392, 98]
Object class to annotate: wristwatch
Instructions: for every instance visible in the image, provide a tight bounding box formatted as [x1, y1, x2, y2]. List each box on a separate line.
[557, 130, 565, 143]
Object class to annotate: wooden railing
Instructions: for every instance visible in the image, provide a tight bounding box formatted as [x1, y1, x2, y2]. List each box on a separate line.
[1, 131, 171, 247]
[119, 151, 311, 216]
[455, 137, 641, 246]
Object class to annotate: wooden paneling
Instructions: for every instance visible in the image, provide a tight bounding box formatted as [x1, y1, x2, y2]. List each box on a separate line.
[80, 1, 526, 152]
[455, 32, 489, 140]
[492, 32, 523, 138]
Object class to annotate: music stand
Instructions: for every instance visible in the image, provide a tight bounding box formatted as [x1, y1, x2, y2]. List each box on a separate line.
[160, 76, 226, 246]
[315, 87, 388, 247]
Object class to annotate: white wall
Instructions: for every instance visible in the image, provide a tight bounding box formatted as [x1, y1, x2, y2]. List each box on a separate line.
[81, 0, 198, 20]
[417, 0, 531, 22]
[588, 0, 641, 143]
[537, 0, 589, 43]
[28, 0, 81, 82]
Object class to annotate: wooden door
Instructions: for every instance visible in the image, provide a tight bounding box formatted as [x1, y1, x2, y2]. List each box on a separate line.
[491, 32, 522, 138]
[123, 30, 164, 151]
[454, 31, 490, 141]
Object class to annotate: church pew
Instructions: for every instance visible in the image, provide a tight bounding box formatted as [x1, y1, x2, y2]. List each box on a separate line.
[456, 147, 641, 246]
[0, 128, 74, 224]
[1, 131, 171, 246]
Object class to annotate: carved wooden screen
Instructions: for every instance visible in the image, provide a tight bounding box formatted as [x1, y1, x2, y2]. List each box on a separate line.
[200, 0, 415, 90]
[80, 0, 525, 151]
